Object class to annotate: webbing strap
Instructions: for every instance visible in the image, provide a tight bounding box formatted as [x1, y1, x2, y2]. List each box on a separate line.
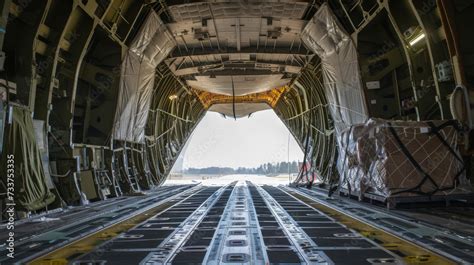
[426, 121, 465, 188]
[427, 121, 463, 163]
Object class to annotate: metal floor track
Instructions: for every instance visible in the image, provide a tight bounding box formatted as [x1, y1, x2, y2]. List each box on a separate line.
[7, 182, 470, 264]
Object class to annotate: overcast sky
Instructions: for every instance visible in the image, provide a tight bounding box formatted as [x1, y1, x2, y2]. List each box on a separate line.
[174, 110, 303, 170]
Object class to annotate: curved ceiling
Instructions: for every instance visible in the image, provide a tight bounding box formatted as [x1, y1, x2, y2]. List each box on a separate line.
[160, 0, 316, 116]
[3, 0, 470, 211]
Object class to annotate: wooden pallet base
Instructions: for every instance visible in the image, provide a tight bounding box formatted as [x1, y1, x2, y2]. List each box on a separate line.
[339, 188, 474, 209]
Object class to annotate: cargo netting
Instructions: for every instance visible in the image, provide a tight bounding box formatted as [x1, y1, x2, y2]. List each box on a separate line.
[338, 118, 472, 200]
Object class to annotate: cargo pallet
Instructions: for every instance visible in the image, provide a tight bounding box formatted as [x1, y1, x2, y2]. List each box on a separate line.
[339, 188, 474, 209]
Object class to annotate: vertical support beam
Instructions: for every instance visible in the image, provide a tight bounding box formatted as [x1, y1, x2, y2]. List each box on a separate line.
[0, 0, 11, 69]
[385, 7, 421, 121]
[235, 18, 241, 52]
[408, 0, 445, 119]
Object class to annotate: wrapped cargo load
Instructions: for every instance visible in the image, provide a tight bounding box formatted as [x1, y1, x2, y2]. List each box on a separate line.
[339, 118, 472, 205]
[1, 106, 56, 211]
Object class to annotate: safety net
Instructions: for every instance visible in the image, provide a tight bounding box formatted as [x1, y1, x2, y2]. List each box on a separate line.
[339, 119, 472, 200]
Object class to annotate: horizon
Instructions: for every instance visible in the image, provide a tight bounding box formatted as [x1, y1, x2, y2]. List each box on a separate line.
[182, 160, 301, 170]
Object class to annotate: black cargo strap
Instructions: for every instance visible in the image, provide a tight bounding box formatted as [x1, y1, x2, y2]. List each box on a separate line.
[426, 121, 464, 163]
[426, 121, 466, 192]
[337, 126, 353, 197]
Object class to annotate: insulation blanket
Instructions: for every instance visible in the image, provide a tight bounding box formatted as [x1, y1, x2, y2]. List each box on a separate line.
[1, 106, 55, 211]
[301, 3, 368, 134]
[300, 3, 369, 182]
[113, 11, 175, 143]
[339, 118, 472, 199]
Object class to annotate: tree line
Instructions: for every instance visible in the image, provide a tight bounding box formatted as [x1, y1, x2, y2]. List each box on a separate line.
[185, 161, 300, 175]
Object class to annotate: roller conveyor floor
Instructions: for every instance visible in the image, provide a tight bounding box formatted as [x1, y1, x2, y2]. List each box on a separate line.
[3, 182, 473, 264]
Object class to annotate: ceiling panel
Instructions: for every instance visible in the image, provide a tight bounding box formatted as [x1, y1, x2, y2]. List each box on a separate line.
[186, 74, 291, 96]
[208, 102, 271, 118]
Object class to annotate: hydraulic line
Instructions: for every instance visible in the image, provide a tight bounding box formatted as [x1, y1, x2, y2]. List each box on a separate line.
[231, 75, 236, 120]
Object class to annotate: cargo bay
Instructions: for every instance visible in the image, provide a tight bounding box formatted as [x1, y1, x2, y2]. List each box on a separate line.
[1, 0, 474, 264]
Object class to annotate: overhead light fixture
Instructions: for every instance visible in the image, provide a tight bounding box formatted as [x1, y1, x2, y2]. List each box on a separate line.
[409, 33, 425, 46]
[169, 94, 178, 100]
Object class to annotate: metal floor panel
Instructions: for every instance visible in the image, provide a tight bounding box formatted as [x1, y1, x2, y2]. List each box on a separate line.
[23, 181, 468, 264]
[72, 186, 224, 264]
[203, 182, 268, 265]
[266, 249, 308, 265]
[291, 186, 474, 263]
[172, 249, 208, 265]
[0, 185, 196, 264]
[323, 249, 396, 265]
[261, 185, 401, 264]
